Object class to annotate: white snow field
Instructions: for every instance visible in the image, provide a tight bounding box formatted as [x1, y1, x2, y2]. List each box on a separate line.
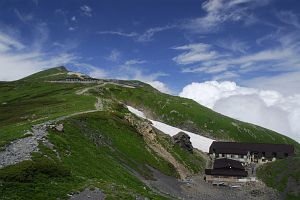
[127, 106, 214, 152]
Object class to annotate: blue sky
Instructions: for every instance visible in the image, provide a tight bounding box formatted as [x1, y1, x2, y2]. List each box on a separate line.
[0, 0, 299, 93]
[1, 0, 300, 141]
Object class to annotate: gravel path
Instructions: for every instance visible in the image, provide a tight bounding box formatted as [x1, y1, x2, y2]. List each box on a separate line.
[69, 188, 105, 200]
[0, 97, 103, 169]
[0, 125, 47, 168]
[142, 167, 279, 200]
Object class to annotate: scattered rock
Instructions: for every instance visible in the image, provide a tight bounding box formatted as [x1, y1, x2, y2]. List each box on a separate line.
[173, 132, 193, 153]
[69, 188, 105, 200]
[55, 123, 64, 132]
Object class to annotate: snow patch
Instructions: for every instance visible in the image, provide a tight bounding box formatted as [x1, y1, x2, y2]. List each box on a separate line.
[127, 106, 214, 152]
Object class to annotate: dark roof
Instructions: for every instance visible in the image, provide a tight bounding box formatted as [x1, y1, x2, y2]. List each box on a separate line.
[205, 169, 248, 177]
[209, 142, 294, 156]
[213, 158, 245, 170]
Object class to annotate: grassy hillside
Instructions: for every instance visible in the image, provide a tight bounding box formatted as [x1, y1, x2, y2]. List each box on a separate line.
[257, 157, 300, 200]
[0, 67, 206, 199]
[0, 80, 96, 148]
[89, 83, 300, 153]
[0, 108, 206, 199]
[1, 67, 300, 199]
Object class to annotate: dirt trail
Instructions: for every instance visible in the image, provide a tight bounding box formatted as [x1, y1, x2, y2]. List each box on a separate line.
[0, 97, 102, 169]
[140, 167, 279, 200]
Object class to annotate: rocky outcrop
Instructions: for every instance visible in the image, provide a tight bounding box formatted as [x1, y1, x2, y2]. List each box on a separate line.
[0, 97, 103, 169]
[0, 124, 48, 168]
[49, 123, 64, 132]
[124, 113, 191, 179]
[173, 132, 193, 153]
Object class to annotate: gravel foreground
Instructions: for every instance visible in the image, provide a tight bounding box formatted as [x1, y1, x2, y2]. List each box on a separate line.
[143, 168, 280, 200]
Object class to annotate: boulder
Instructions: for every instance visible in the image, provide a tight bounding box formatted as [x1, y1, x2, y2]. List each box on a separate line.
[173, 132, 193, 153]
[55, 123, 64, 132]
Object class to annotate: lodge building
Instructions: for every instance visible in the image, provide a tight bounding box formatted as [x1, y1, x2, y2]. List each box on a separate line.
[209, 141, 294, 164]
[205, 142, 294, 185]
[205, 158, 248, 184]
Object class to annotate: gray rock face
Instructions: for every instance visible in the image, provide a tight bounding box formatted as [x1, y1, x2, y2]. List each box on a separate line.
[173, 132, 193, 153]
[55, 123, 64, 132]
[0, 125, 48, 168]
[69, 188, 105, 200]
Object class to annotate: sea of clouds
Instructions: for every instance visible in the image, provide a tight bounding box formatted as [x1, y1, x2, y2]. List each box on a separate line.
[179, 81, 300, 142]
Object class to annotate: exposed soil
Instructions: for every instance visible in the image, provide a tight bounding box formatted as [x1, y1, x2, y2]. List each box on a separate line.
[142, 167, 280, 200]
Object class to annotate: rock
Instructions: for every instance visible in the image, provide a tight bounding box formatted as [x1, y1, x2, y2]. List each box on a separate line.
[55, 124, 64, 132]
[173, 132, 193, 153]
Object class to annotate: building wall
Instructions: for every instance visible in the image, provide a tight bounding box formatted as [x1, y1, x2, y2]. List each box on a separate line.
[205, 175, 247, 183]
[211, 152, 277, 164]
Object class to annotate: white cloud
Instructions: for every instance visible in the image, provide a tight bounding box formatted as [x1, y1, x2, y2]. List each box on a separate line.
[98, 25, 174, 42]
[277, 11, 300, 29]
[0, 32, 24, 52]
[114, 65, 171, 94]
[179, 81, 300, 142]
[71, 16, 76, 21]
[147, 80, 171, 94]
[243, 71, 300, 95]
[172, 43, 218, 65]
[80, 5, 92, 17]
[0, 31, 83, 81]
[136, 25, 175, 42]
[97, 31, 138, 38]
[216, 38, 249, 53]
[106, 49, 121, 62]
[176, 30, 300, 77]
[72, 62, 107, 79]
[183, 0, 271, 33]
[14, 9, 34, 23]
[124, 59, 146, 65]
[68, 27, 76, 31]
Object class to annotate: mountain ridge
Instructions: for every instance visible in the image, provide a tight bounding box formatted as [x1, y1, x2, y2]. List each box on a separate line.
[0, 66, 299, 199]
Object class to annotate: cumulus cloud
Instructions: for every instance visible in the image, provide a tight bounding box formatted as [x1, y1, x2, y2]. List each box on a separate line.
[179, 81, 300, 142]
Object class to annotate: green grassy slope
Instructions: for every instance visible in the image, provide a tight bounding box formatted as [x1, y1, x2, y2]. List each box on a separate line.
[0, 67, 206, 199]
[0, 79, 96, 147]
[1, 67, 300, 199]
[20, 66, 69, 81]
[0, 110, 205, 199]
[257, 157, 300, 200]
[90, 83, 300, 152]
